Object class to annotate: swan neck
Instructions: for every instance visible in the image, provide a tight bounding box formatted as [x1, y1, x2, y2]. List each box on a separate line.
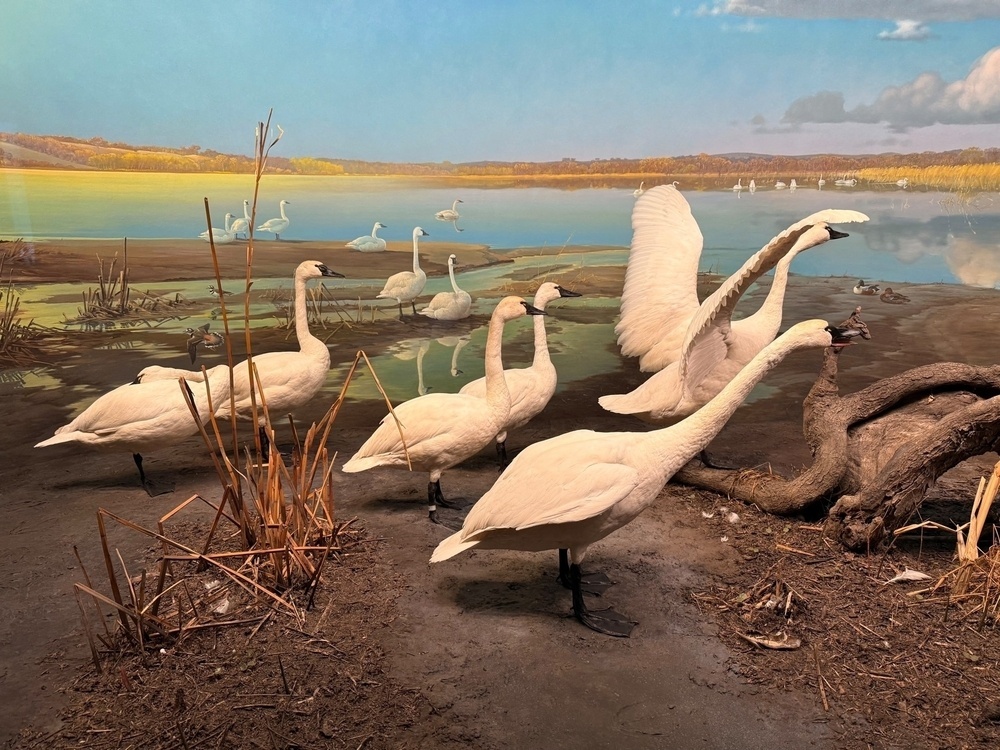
[531, 305, 551, 366]
[293, 271, 319, 349]
[279, 203, 288, 220]
[448, 261, 460, 293]
[411, 233, 422, 273]
[746, 253, 793, 331]
[483, 311, 511, 415]
[372, 224, 380, 238]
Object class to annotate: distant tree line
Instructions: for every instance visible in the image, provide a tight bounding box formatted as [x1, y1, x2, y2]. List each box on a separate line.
[1, 131, 997, 177]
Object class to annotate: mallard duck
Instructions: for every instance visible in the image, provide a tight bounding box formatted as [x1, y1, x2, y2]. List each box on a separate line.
[185, 323, 225, 363]
[880, 287, 910, 304]
[839, 306, 872, 340]
[853, 279, 880, 295]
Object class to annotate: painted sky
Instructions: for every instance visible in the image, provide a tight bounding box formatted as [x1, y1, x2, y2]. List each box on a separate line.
[3, 0, 1000, 162]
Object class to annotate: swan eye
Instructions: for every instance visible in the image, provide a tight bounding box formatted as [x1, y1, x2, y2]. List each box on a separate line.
[317, 264, 328, 273]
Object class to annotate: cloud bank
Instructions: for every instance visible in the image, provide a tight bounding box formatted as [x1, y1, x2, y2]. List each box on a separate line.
[781, 46, 1000, 130]
[711, 1, 1000, 21]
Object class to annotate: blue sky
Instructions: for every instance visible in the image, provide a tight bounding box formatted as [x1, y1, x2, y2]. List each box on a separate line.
[3, 0, 1000, 161]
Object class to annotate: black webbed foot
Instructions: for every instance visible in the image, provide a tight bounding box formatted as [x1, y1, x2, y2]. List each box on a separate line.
[558, 549, 615, 596]
[570, 563, 635, 637]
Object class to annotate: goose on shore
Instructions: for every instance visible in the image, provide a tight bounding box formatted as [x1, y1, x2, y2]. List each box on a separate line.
[601, 200, 867, 424]
[347, 222, 388, 252]
[613, 183, 868, 374]
[432, 320, 861, 636]
[435, 199, 463, 222]
[342, 297, 544, 523]
[419, 254, 472, 321]
[35, 365, 233, 495]
[140, 260, 344, 455]
[460, 281, 581, 465]
[257, 200, 290, 240]
[378, 227, 428, 316]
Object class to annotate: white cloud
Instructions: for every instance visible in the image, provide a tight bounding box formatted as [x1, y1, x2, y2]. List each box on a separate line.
[710, 1, 1000, 21]
[878, 20, 932, 41]
[722, 19, 764, 32]
[782, 46, 1000, 129]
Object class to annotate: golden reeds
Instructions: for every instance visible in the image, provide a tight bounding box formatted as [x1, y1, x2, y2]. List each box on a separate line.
[857, 164, 1000, 192]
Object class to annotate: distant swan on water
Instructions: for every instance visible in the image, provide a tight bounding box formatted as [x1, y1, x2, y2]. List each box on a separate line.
[435, 199, 463, 222]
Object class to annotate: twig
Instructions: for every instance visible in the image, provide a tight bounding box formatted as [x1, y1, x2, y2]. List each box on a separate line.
[813, 643, 830, 711]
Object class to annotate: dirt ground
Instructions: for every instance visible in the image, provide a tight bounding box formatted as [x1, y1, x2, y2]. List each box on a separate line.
[3, 239, 1000, 749]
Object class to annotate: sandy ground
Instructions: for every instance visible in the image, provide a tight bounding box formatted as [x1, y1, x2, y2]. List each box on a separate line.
[3, 238, 1000, 747]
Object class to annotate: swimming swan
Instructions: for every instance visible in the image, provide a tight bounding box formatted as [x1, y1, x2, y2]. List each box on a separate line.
[431, 320, 859, 636]
[435, 199, 463, 221]
[229, 200, 251, 239]
[614, 183, 867, 372]
[600, 211, 867, 423]
[378, 227, 429, 316]
[342, 296, 545, 524]
[459, 281, 581, 465]
[139, 260, 344, 453]
[732, 178, 743, 192]
[633, 182, 645, 198]
[257, 200, 290, 240]
[419, 253, 472, 321]
[347, 222, 388, 252]
[35, 365, 233, 495]
[199, 213, 235, 244]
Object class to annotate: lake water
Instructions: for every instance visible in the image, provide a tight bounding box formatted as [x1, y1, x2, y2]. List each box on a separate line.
[3, 169, 1000, 287]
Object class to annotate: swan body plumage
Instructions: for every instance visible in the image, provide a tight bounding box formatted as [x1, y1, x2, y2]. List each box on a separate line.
[432, 320, 856, 635]
[789, 179, 798, 190]
[378, 227, 428, 315]
[257, 200, 290, 239]
[229, 200, 251, 239]
[347, 222, 387, 252]
[435, 199, 463, 221]
[775, 181, 787, 190]
[199, 213, 235, 244]
[459, 282, 581, 461]
[614, 184, 868, 374]
[749, 179, 756, 193]
[732, 178, 743, 192]
[601, 203, 868, 423]
[342, 297, 544, 522]
[419, 254, 472, 321]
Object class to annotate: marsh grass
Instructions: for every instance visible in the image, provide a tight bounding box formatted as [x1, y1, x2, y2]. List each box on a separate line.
[0, 253, 60, 365]
[858, 164, 1000, 193]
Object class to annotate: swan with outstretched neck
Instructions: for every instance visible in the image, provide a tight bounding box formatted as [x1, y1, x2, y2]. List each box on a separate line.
[257, 200, 290, 240]
[432, 320, 861, 636]
[419, 253, 472, 321]
[378, 227, 428, 316]
[229, 200, 251, 239]
[459, 281, 581, 464]
[342, 296, 545, 524]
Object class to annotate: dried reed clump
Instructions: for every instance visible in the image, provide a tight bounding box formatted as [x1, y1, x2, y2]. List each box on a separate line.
[0, 254, 59, 366]
[857, 164, 1000, 192]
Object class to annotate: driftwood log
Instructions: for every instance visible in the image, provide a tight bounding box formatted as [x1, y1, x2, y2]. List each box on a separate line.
[675, 347, 1000, 550]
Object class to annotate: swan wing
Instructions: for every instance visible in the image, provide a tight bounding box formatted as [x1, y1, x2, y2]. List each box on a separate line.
[616, 185, 704, 371]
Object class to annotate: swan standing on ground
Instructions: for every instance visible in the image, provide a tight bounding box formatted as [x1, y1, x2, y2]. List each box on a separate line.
[614, 183, 867, 373]
[378, 227, 428, 316]
[347, 222, 388, 252]
[199, 213, 235, 244]
[257, 200, 290, 240]
[460, 282, 581, 465]
[343, 297, 545, 524]
[633, 182, 645, 198]
[432, 320, 860, 636]
[435, 199, 463, 221]
[35, 365, 233, 495]
[229, 200, 251, 239]
[600, 209, 867, 423]
[419, 253, 472, 321]
[140, 261, 344, 454]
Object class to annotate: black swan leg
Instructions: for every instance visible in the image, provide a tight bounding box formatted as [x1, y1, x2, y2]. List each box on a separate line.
[496, 440, 508, 471]
[411, 301, 418, 315]
[558, 549, 614, 596]
[570, 564, 635, 637]
[428, 480, 461, 528]
[258, 425, 271, 460]
[134, 453, 172, 496]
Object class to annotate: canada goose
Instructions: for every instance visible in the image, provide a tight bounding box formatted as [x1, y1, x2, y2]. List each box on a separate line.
[35, 365, 233, 495]
[459, 282, 581, 465]
[378, 227, 428, 316]
[432, 320, 861, 636]
[257, 200, 290, 240]
[342, 296, 545, 524]
[419, 254, 472, 321]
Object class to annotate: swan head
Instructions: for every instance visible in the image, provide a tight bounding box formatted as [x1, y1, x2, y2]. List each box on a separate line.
[532, 281, 582, 308]
[375, 222, 387, 229]
[279, 200, 290, 207]
[414, 226, 429, 238]
[783, 319, 863, 351]
[492, 296, 546, 323]
[447, 253, 458, 267]
[297, 260, 345, 280]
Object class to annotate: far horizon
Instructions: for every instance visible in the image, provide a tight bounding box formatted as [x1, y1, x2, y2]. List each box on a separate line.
[4, 2, 1000, 162]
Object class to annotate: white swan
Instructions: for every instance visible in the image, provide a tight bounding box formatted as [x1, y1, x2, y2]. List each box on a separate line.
[600, 210, 867, 423]
[789, 179, 798, 191]
[35, 365, 233, 495]
[732, 178, 743, 192]
[419, 254, 472, 321]
[896, 178, 909, 188]
[459, 281, 581, 465]
[229, 200, 251, 239]
[435, 199, 463, 222]
[431, 320, 858, 636]
[378, 226, 428, 316]
[257, 200, 290, 240]
[835, 177, 857, 187]
[817, 174, 826, 187]
[199, 213, 235, 244]
[749, 179, 756, 193]
[342, 296, 545, 523]
[775, 180, 787, 190]
[633, 181, 645, 198]
[139, 260, 344, 453]
[347, 222, 387, 252]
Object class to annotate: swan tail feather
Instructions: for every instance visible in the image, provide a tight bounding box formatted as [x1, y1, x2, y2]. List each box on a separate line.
[597, 393, 643, 415]
[430, 532, 479, 563]
[35, 431, 85, 448]
[341, 455, 386, 473]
